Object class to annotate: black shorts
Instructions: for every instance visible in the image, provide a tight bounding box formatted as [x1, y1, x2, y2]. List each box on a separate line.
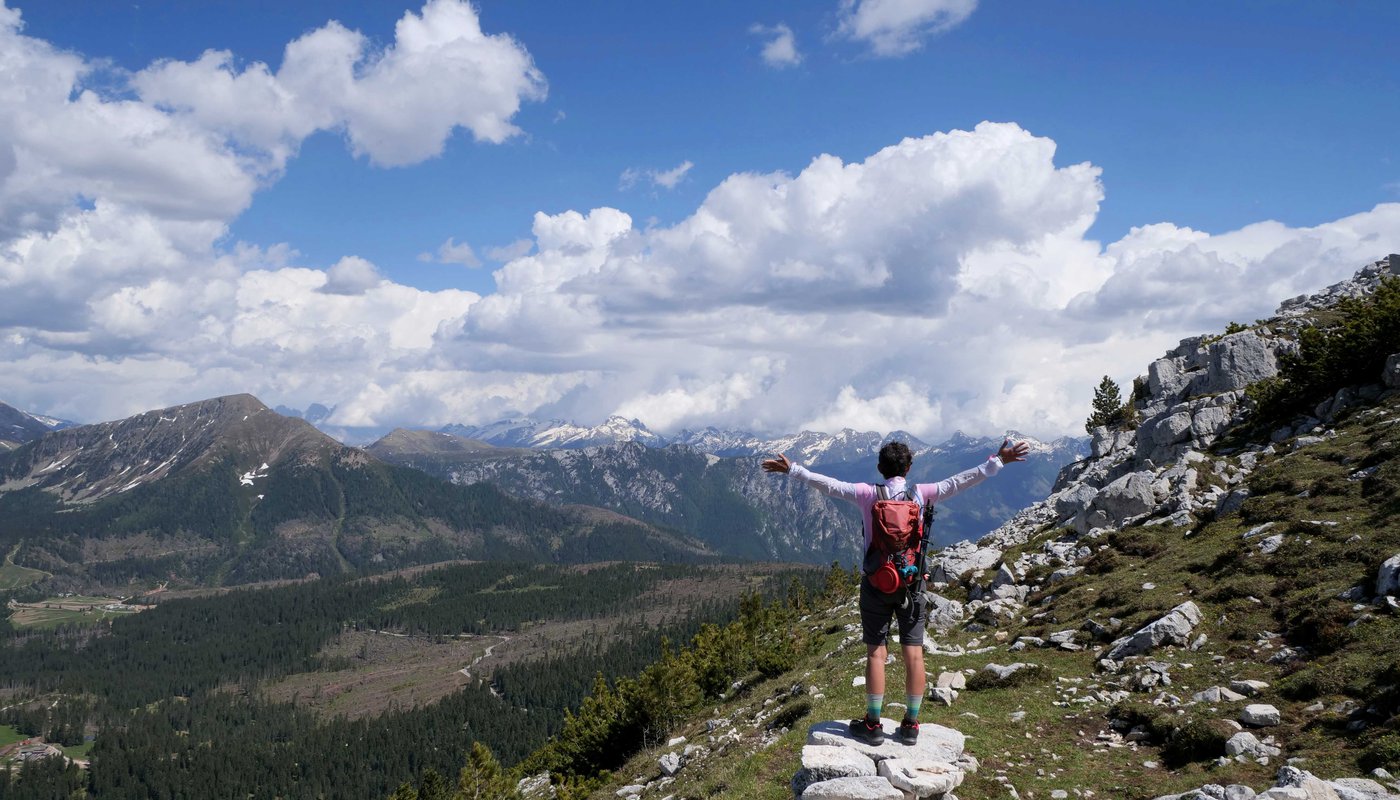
[859, 578, 925, 647]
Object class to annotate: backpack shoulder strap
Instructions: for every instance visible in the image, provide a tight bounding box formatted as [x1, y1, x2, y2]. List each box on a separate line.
[875, 483, 889, 501]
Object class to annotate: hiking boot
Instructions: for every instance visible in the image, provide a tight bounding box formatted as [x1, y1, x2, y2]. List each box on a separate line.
[847, 716, 884, 745]
[895, 718, 919, 745]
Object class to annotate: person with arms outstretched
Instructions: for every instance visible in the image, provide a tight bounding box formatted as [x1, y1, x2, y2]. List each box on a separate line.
[763, 438, 1029, 745]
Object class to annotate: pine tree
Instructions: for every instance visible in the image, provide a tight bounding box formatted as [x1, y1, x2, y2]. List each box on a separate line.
[454, 742, 519, 800]
[418, 769, 449, 800]
[1084, 375, 1126, 433]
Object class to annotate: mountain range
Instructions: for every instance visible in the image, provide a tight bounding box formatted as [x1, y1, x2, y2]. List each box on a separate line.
[441, 415, 1082, 466]
[366, 426, 1082, 555]
[0, 394, 715, 589]
[0, 390, 1083, 590]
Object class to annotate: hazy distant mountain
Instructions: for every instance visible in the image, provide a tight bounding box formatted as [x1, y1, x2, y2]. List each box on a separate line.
[368, 425, 1087, 553]
[0, 401, 56, 451]
[0, 395, 714, 589]
[438, 414, 1083, 465]
[273, 402, 335, 426]
[367, 434, 857, 563]
[442, 415, 667, 450]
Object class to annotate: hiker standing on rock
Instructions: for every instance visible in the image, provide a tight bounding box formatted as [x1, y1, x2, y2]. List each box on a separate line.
[762, 438, 1029, 745]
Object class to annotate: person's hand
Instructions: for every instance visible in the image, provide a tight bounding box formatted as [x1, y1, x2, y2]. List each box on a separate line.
[761, 453, 792, 474]
[998, 439, 1031, 464]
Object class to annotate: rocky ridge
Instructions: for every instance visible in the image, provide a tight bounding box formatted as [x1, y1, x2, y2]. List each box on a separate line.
[0, 394, 335, 503]
[946, 255, 1400, 572]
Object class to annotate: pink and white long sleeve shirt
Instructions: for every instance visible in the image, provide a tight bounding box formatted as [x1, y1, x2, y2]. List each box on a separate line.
[789, 455, 1004, 550]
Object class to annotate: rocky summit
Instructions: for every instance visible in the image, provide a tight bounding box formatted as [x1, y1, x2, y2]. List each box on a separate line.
[793, 719, 975, 798]
[0, 393, 336, 502]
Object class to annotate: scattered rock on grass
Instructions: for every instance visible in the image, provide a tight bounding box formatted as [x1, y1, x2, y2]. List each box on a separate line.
[1106, 601, 1203, 660]
[1379, 555, 1400, 596]
[1241, 705, 1282, 727]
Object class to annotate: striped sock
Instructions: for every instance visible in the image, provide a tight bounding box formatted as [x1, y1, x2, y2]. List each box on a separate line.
[905, 694, 923, 722]
[865, 693, 883, 721]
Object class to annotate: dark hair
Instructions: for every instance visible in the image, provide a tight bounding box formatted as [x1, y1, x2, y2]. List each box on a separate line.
[877, 441, 913, 479]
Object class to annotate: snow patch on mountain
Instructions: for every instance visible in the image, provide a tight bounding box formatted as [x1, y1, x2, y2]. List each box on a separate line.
[443, 415, 1085, 467]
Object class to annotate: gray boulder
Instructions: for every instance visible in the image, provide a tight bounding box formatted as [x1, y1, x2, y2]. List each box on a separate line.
[1087, 471, 1158, 527]
[990, 563, 1019, 589]
[973, 597, 1022, 625]
[923, 593, 966, 633]
[791, 745, 877, 795]
[877, 758, 964, 797]
[981, 662, 1034, 681]
[799, 775, 904, 799]
[1226, 731, 1281, 759]
[1385, 354, 1400, 389]
[1378, 555, 1400, 596]
[1241, 704, 1282, 727]
[932, 542, 1002, 584]
[1192, 404, 1236, 445]
[1051, 482, 1100, 521]
[1327, 777, 1398, 800]
[1230, 679, 1270, 697]
[1193, 686, 1247, 703]
[1271, 767, 1343, 800]
[935, 671, 967, 690]
[1149, 356, 1193, 401]
[1194, 331, 1281, 394]
[516, 772, 555, 799]
[1106, 601, 1202, 660]
[1151, 412, 1196, 449]
[1091, 426, 1138, 458]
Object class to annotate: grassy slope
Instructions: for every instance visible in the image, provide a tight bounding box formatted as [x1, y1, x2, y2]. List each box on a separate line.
[0, 543, 48, 590]
[580, 395, 1400, 800]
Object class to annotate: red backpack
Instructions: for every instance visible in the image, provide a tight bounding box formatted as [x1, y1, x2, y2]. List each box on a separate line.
[865, 484, 928, 594]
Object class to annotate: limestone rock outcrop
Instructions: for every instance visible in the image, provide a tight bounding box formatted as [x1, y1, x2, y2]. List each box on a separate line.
[796, 719, 967, 798]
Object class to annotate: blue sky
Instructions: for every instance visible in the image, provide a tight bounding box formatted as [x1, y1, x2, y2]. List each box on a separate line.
[2, 0, 1399, 438]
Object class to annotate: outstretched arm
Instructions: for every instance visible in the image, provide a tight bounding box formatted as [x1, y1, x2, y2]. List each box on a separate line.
[762, 453, 867, 505]
[919, 438, 1031, 504]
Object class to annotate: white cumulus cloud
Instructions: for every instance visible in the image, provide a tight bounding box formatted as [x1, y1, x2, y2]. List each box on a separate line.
[133, 0, 546, 167]
[837, 0, 978, 57]
[750, 23, 802, 68]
